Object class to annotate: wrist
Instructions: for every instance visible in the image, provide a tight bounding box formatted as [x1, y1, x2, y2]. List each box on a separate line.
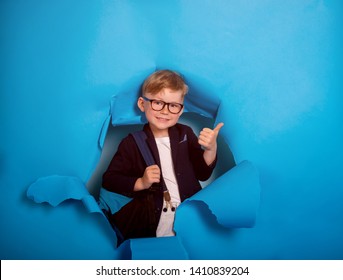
[205, 143, 217, 152]
[203, 149, 217, 166]
[134, 178, 149, 191]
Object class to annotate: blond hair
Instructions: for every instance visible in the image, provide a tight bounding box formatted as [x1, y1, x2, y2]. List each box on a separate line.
[142, 70, 188, 97]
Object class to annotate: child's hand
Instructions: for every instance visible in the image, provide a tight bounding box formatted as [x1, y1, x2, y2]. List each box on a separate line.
[141, 164, 161, 189]
[198, 122, 224, 151]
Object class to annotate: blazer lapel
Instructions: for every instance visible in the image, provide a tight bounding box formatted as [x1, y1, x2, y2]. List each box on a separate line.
[143, 124, 161, 167]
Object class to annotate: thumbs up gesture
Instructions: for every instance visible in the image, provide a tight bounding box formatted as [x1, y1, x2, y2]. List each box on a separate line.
[198, 122, 224, 151]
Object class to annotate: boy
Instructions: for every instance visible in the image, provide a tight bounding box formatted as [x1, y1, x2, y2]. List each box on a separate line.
[102, 70, 223, 239]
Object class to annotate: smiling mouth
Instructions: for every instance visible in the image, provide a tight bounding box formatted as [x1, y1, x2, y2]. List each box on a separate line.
[156, 117, 170, 121]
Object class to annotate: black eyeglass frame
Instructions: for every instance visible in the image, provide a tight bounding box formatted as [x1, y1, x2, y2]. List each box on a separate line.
[142, 96, 184, 114]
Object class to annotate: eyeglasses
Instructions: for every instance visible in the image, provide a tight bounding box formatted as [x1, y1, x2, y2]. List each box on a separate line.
[142, 96, 184, 114]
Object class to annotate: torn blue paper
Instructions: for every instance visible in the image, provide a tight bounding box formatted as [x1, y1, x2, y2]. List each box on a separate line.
[27, 159, 260, 259]
[177, 160, 260, 229]
[27, 175, 100, 213]
[129, 236, 189, 260]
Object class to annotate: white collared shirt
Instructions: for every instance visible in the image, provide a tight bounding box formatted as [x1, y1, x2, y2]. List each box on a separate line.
[155, 137, 181, 237]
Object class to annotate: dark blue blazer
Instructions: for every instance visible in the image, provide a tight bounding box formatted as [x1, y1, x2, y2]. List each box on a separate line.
[102, 123, 217, 232]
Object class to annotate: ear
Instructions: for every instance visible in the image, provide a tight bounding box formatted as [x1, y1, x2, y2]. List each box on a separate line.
[137, 97, 145, 112]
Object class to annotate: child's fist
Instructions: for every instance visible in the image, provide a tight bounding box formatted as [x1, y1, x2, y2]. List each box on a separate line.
[141, 164, 161, 189]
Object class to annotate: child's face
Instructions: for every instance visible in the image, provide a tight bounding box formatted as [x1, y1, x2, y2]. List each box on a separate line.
[137, 88, 184, 137]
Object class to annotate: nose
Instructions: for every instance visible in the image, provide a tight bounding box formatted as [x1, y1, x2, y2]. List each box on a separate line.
[160, 104, 169, 114]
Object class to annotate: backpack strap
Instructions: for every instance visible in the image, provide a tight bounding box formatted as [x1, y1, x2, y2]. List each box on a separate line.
[131, 131, 155, 166]
[98, 131, 154, 215]
[131, 131, 168, 193]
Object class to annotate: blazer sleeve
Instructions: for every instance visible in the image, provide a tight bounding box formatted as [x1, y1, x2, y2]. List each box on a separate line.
[102, 135, 144, 196]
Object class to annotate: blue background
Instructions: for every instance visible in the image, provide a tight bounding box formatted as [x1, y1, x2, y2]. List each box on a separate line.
[1, 0, 342, 259]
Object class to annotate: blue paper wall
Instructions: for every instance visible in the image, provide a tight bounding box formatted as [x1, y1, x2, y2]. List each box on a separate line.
[1, 0, 342, 259]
